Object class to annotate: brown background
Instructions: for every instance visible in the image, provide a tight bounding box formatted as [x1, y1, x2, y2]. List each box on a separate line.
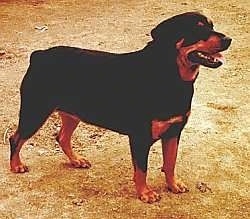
[0, 0, 249, 218]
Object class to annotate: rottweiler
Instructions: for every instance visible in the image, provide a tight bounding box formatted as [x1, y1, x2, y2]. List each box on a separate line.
[9, 12, 231, 203]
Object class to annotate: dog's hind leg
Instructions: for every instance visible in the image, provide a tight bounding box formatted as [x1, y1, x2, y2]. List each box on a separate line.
[9, 102, 53, 173]
[56, 111, 91, 168]
[9, 133, 28, 173]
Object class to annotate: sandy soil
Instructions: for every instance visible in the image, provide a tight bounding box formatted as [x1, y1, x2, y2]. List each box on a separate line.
[0, 0, 249, 218]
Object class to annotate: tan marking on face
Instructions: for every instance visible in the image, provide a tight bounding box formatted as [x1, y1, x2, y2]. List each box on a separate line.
[176, 38, 200, 81]
[176, 34, 222, 81]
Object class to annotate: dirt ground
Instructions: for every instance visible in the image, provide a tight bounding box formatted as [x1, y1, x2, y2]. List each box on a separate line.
[0, 0, 249, 218]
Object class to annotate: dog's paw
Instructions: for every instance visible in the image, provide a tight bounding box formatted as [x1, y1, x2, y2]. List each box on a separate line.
[138, 187, 161, 203]
[167, 180, 189, 193]
[70, 157, 91, 169]
[10, 162, 29, 173]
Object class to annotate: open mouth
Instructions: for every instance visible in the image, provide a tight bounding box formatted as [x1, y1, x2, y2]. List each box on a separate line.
[187, 51, 224, 68]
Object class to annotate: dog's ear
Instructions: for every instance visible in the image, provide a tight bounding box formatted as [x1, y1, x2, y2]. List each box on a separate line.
[151, 20, 170, 40]
[151, 19, 184, 44]
[151, 12, 201, 44]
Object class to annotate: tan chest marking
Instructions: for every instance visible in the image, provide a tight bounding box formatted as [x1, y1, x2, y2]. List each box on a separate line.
[151, 111, 191, 140]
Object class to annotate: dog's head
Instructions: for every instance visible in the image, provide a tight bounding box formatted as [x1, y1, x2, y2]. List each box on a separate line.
[151, 12, 232, 81]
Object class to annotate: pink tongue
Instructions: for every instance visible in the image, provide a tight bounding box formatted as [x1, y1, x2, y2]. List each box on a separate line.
[211, 52, 224, 63]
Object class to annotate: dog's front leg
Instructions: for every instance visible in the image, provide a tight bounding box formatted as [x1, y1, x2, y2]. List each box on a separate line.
[129, 136, 161, 203]
[161, 137, 189, 193]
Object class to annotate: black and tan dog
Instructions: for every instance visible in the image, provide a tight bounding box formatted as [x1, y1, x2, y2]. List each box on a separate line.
[9, 12, 231, 203]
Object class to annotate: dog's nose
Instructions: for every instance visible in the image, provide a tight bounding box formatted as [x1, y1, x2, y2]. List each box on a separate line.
[221, 36, 232, 49]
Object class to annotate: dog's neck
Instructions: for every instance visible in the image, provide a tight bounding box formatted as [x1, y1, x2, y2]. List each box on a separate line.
[144, 42, 199, 83]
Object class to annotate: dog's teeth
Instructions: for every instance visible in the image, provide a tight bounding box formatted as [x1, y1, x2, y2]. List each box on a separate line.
[198, 52, 206, 58]
[197, 52, 210, 60]
[197, 51, 219, 64]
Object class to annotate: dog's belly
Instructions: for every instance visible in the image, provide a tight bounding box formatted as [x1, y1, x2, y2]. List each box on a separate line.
[57, 105, 137, 135]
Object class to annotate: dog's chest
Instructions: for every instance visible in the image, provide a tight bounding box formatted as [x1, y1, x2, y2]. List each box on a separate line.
[152, 80, 194, 112]
[151, 110, 190, 140]
[150, 82, 194, 139]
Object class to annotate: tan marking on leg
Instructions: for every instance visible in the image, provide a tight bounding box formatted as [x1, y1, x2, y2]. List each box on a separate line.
[58, 111, 91, 168]
[133, 165, 161, 203]
[10, 134, 29, 173]
[162, 137, 188, 193]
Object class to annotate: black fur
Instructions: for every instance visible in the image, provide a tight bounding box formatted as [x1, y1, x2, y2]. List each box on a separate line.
[12, 12, 231, 173]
